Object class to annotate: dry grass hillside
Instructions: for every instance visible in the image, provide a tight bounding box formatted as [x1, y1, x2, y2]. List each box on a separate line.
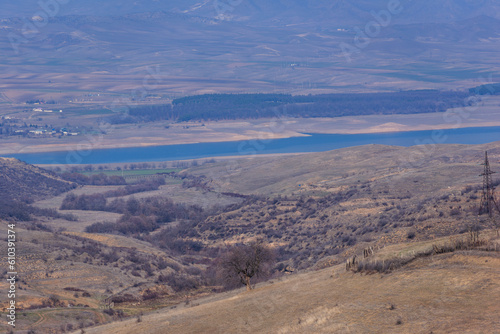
[171, 143, 500, 271]
[186, 143, 500, 196]
[79, 231, 500, 334]
[2, 143, 500, 333]
[0, 157, 77, 222]
[0, 222, 209, 333]
[0, 157, 75, 202]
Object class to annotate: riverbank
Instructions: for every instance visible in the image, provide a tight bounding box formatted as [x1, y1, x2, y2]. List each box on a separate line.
[2, 96, 500, 156]
[7, 126, 500, 165]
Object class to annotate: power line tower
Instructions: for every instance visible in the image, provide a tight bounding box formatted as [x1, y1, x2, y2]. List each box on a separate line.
[478, 151, 500, 217]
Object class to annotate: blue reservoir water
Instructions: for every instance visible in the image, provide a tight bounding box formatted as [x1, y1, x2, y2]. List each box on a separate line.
[5, 126, 500, 165]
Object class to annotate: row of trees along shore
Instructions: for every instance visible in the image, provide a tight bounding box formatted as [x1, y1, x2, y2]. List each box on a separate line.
[106, 91, 468, 123]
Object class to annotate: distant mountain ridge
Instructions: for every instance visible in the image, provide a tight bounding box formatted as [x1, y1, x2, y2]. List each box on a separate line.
[1, 1, 499, 98]
[1, 0, 499, 25]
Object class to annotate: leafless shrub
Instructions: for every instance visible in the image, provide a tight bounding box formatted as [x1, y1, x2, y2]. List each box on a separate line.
[157, 273, 199, 292]
[217, 240, 276, 291]
[142, 289, 160, 301]
[110, 294, 138, 304]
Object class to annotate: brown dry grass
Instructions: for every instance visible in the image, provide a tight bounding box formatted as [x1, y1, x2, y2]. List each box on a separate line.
[31, 183, 243, 233]
[0, 224, 188, 333]
[33, 187, 123, 232]
[62, 232, 166, 257]
[108, 184, 242, 208]
[78, 235, 500, 334]
[187, 142, 500, 196]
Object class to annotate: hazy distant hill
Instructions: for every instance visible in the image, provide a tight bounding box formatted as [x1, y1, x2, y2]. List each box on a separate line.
[2, 0, 500, 24]
[1, 1, 499, 99]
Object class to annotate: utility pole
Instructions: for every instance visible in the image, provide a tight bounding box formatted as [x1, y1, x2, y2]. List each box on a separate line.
[478, 151, 498, 217]
[478, 151, 500, 217]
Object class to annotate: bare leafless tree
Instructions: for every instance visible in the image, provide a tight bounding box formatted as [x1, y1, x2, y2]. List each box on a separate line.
[219, 241, 275, 291]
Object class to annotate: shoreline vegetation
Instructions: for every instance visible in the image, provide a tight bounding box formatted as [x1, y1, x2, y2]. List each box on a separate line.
[5, 125, 500, 166]
[1, 91, 500, 156]
[4, 108, 500, 156]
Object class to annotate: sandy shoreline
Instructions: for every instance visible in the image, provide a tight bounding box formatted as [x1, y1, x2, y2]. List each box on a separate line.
[2, 98, 500, 156]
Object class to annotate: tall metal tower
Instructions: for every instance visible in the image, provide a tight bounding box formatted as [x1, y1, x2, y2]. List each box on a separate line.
[478, 151, 500, 217]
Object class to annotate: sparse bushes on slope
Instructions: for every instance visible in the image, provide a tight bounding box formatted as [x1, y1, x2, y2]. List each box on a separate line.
[60, 172, 126, 185]
[0, 198, 77, 221]
[83, 195, 207, 236]
[103, 177, 165, 197]
[60, 178, 166, 212]
[0, 158, 78, 220]
[61, 193, 107, 211]
[157, 274, 200, 292]
[84, 221, 118, 234]
[351, 234, 497, 274]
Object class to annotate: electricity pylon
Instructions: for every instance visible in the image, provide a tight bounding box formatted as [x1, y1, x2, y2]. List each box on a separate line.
[478, 151, 500, 217]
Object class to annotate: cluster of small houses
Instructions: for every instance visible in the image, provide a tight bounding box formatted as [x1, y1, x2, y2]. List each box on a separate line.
[1, 110, 80, 136]
[31, 108, 79, 135]
[32, 108, 63, 113]
[0, 108, 81, 136]
[21, 128, 80, 136]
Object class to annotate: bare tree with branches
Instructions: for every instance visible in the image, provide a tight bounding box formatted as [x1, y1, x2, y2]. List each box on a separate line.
[219, 241, 275, 291]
